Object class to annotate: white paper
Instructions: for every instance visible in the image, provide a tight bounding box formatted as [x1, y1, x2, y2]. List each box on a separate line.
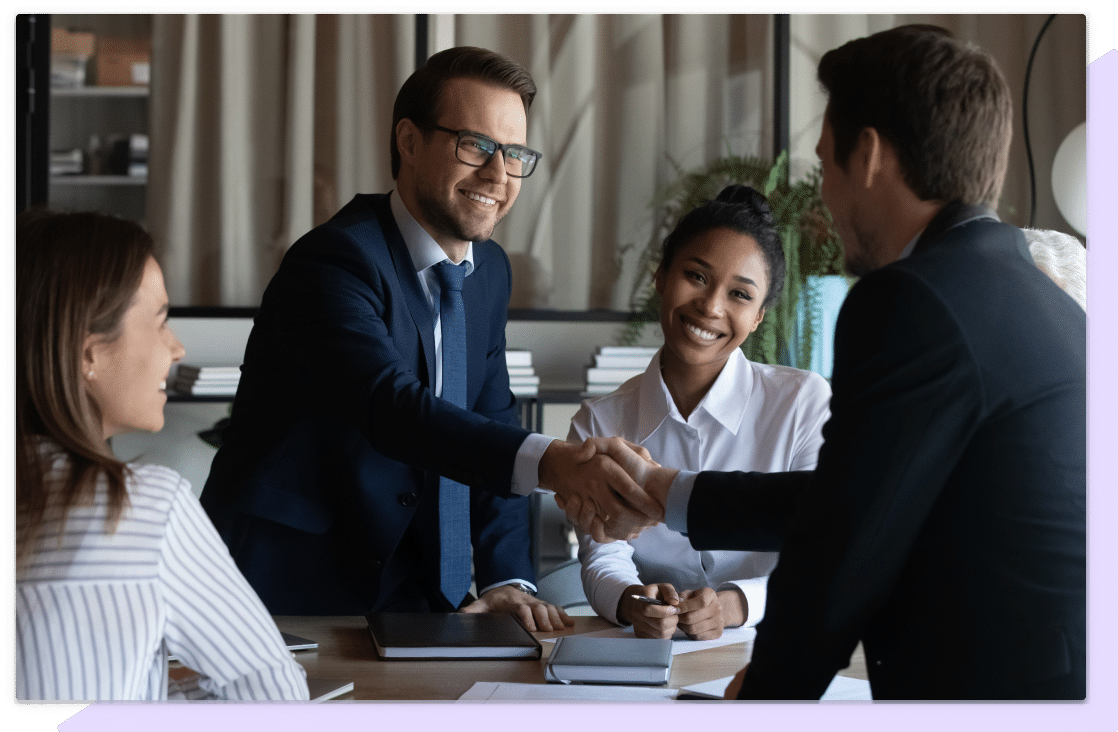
[458, 681, 677, 702]
[539, 624, 756, 655]
[680, 674, 873, 701]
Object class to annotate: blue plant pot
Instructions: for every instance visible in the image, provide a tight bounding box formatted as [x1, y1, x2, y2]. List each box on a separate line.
[793, 275, 851, 379]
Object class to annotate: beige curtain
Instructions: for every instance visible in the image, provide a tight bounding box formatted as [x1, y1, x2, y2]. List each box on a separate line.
[147, 13, 773, 308]
[147, 14, 410, 306]
[146, 14, 1083, 307]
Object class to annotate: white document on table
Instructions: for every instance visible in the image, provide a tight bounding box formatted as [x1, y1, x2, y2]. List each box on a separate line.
[539, 624, 756, 655]
[680, 673, 873, 701]
[458, 681, 677, 702]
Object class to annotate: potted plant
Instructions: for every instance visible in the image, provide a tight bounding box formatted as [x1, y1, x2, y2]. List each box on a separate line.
[622, 151, 849, 373]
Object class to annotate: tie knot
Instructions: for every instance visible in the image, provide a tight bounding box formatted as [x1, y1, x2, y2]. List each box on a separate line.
[434, 260, 466, 293]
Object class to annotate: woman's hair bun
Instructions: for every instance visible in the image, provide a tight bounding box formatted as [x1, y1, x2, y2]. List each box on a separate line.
[715, 184, 773, 225]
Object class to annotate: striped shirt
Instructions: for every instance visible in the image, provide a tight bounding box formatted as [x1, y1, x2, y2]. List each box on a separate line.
[17, 451, 309, 700]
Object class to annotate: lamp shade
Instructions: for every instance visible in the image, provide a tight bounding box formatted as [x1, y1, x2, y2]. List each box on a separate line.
[1051, 121, 1087, 236]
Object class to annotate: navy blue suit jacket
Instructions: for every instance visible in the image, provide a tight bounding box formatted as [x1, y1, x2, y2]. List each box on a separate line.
[201, 193, 534, 613]
[686, 204, 1086, 699]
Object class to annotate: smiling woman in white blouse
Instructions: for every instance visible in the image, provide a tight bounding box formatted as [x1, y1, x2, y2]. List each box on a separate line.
[15, 210, 309, 701]
[570, 185, 833, 641]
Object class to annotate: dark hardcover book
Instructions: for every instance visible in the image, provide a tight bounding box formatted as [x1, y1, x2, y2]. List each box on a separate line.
[365, 612, 542, 660]
[545, 636, 673, 685]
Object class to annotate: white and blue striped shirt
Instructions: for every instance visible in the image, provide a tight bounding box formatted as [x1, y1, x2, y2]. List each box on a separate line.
[17, 451, 309, 700]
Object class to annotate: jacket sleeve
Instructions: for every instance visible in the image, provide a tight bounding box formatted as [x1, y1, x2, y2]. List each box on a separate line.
[255, 221, 529, 498]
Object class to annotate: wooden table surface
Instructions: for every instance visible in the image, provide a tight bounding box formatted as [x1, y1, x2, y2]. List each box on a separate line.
[274, 615, 868, 701]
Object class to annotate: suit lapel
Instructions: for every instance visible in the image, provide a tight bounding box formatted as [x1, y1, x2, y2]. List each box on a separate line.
[374, 198, 437, 385]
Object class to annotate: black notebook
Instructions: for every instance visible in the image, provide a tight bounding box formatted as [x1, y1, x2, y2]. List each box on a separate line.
[545, 636, 673, 685]
[365, 612, 542, 660]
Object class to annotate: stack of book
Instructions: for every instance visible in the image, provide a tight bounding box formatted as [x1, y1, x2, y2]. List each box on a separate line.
[173, 365, 241, 397]
[506, 349, 539, 397]
[584, 346, 659, 395]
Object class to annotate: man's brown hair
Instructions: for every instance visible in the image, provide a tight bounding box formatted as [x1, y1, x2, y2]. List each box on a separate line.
[390, 46, 537, 179]
[818, 24, 1013, 208]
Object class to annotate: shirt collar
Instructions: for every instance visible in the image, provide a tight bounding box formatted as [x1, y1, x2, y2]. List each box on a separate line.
[634, 347, 753, 441]
[389, 190, 475, 277]
[898, 228, 924, 261]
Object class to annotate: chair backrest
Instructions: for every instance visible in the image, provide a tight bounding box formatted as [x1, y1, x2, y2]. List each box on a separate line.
[1023, 228, 1086, 310]
[534, 558, 592, 613]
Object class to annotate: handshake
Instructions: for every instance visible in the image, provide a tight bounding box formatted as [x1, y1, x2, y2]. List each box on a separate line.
[538, 437, 680, 544]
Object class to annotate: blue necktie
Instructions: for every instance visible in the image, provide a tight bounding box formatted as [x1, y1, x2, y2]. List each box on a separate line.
[433, 260, 471, 608]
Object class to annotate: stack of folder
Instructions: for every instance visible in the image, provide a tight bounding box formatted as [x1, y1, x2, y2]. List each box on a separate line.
[583, 346, 659, 395]
[173, 364, 241, 397]
[506, 349, 540, 397]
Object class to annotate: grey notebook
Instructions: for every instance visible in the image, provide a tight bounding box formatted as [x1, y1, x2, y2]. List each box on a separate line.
[545, 636, 673, 685]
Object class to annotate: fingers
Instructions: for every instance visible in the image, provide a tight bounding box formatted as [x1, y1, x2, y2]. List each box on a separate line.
[676, 588, 724, 640]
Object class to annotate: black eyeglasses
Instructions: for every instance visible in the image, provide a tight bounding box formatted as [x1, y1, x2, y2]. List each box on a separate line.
[429, 125, 542, 179]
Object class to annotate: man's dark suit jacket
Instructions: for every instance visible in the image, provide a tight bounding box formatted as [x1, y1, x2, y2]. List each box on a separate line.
[200, 193, 534, 614]
[686, 203, 1086, 700]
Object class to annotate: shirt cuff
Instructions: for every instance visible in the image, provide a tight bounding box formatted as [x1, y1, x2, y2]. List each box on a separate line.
[717, 578, 768, 627]
[664, 470, 698, 534]
[479, 579, 538, 596]
[511, 433, 554, 496]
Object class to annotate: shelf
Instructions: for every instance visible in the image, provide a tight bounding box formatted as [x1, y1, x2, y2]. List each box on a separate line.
[50, 175, 147, 186]
[51, 85, 149, 98]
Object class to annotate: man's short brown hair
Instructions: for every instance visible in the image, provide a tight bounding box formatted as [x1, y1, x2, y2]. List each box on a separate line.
[818, 24, 1013, 208]
[390, 46, 537, 179]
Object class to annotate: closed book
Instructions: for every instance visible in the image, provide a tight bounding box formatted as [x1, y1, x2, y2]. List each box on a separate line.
[545, 636, 672, 685]
[176, 365, 242, 378]
[511, 386, 539, 396]
[307, 677, 354, 701]
[586, 367, 645, 384]
[507, 366, 536, 377]
[595, 354, 656, 369]
[509, 375, 541, 386]
[173, 380, 239, 396]
[505, 349, 533, 367]
[598, 346, 660, 357]
[365, 612, 542, 660]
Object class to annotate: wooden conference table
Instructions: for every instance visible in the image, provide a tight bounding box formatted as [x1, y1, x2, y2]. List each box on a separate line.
[273, 615, 869, 701]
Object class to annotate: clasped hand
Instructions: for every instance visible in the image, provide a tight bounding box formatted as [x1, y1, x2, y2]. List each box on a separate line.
[539, 437, 664, 542]
[540, 436, 676, 542]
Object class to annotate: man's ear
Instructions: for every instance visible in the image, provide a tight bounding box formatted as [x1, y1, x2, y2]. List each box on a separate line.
[396, 118, 421, 164]
[856, 127, 890, 190]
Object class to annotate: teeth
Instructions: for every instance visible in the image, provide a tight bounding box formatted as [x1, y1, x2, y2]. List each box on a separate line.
[686, 323, 719, 341]
[464, 191, 496, 205]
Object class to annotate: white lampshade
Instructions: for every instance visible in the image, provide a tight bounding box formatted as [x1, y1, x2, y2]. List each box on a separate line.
[1051, 121, 1087, 236]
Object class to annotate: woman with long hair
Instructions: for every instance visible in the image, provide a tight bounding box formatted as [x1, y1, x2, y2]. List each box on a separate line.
[16, 209, 308, 700]
[571, 185, 833, 640]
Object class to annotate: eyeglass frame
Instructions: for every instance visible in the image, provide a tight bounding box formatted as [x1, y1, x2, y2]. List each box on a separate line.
[427, 124, 542, 179]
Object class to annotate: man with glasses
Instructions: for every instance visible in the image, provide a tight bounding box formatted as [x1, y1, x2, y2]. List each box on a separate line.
[201, 47, 659, 624]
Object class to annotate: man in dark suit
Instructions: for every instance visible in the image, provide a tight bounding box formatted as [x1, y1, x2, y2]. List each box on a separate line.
[201, 47, 658, 626]
[567, 25, 1086, 699]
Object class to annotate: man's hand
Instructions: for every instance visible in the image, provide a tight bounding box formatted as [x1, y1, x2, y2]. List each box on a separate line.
[552, 437, 679, 542]
[540, 438, 663, 543]
[675, 587, 745, 640]
[616, 583, 681, 639]
[460, 584, 574, 632]
[724, 664, 749, 699]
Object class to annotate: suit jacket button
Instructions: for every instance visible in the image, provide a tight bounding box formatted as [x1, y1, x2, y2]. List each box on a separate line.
[398, 492, 417, 507]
